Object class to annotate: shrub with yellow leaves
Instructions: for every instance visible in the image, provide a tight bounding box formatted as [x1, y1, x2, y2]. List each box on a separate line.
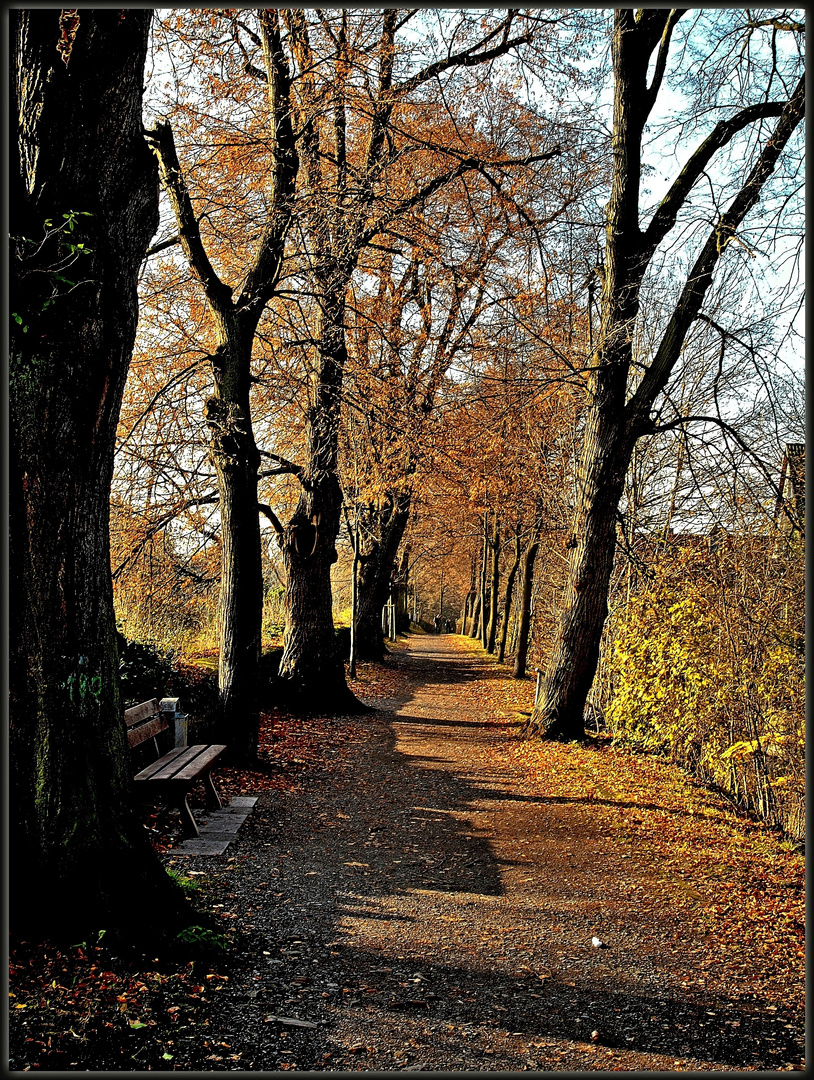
[606, 531, 804, 840]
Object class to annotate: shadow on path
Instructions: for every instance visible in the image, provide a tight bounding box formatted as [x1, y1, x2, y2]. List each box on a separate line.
[208, 633, 803, 1071]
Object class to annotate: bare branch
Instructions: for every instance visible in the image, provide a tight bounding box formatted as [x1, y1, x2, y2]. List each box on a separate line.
[258, 503, 285, 538]
[627, 73, 805, 428]
[746, 17, 805, 33]
[641, 99, 790, 258]
[392, 12, 552, 99]
[144, 120, 234, 314]
[644, 9, 686, 114]
[695, 312, 756, 355]
[116, 357, 210, 453]
[235, 10, 299, 316]
[360, 146, 561, 249]
[144, 234, 180, 259]
[259, 450, 304, 475]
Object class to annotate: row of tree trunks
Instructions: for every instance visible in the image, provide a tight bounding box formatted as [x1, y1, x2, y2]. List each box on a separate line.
[146, 10, 552, 726]
[463, 512, 538, 678]
[146, 10, 298, 758]
[479, 514, 490, 646]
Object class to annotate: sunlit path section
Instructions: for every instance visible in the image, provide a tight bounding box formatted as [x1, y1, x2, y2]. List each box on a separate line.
[320, 633, 804, 1071]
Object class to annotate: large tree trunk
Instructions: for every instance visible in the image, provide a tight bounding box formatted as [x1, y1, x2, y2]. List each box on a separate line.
[203, 326, 263, 758]
[277, 472, 358, 709]
[9, 9, 188, 939]
[277, 290, 362, 711]
[355, 492, 412, 660]
[462, 589, 475, 634]
[513, 538, 539, 680]
[497, 528, 521, 664]
[486, 515, 501, 653]
[146, 11, 298, 757]
[530, 418, 630, 737]
[468, 591, 482, 639]
[531, 11, 803, 742]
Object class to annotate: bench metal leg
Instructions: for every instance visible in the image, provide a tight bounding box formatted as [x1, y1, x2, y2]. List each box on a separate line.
[179, 795, 199, 838]
[203, 770, 222, 811]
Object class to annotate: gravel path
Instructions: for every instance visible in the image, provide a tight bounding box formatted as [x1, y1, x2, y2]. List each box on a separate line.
[175, 634, 804, 1072]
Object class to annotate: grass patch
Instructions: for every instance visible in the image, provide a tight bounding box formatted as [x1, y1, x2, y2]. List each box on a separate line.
[166, 868, 202, 897]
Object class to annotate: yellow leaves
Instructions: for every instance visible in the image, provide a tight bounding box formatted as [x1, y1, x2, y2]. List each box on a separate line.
[720, 730, 795, 761]
[606, 536, 804, 835]
[719, 738, 762, 761]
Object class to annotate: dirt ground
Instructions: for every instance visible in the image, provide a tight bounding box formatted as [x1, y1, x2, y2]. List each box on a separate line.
[9, 633, 805, 1071]
[168, 634, 805, 1071]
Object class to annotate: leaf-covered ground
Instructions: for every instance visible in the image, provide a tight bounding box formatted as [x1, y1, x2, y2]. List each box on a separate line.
[8, 634, 804, 1071]
[448, 636, 805, 1017]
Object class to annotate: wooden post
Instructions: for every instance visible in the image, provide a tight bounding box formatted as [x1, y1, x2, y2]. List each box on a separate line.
[160, 697, 187, 748]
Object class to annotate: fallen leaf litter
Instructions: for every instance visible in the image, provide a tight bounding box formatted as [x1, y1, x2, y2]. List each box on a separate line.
[8, 634, 804, 1071]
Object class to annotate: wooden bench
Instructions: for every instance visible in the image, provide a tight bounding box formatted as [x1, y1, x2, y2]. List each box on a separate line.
[125, 697, 227, 838]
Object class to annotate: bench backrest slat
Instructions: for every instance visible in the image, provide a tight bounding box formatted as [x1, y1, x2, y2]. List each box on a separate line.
[128, 714, 169, 748]
[125, 698, 161, 727]
[125, 698, 170, 749]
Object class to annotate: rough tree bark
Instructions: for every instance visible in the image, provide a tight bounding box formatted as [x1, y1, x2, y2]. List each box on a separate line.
[276, 281, 363, 710]
[497, 527, 522, 664]
[486, 515, 501, 653]
[354, 493, 412, 661]
[468, 591, 482, 640]
[463, 548, 479, 635]
[462, 590, 475, 635]
[532, 9, 805, 741]
[513, 536, 540, 680]
[9, 8, 190, 938]
[146, 10, 298, 757]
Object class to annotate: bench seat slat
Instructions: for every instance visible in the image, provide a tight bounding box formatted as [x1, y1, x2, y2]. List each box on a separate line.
[145, 747, 210, 781]
[134, 744, 226, 784]
[133, 745, 188, 781]
[170, 744, 227, 783]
